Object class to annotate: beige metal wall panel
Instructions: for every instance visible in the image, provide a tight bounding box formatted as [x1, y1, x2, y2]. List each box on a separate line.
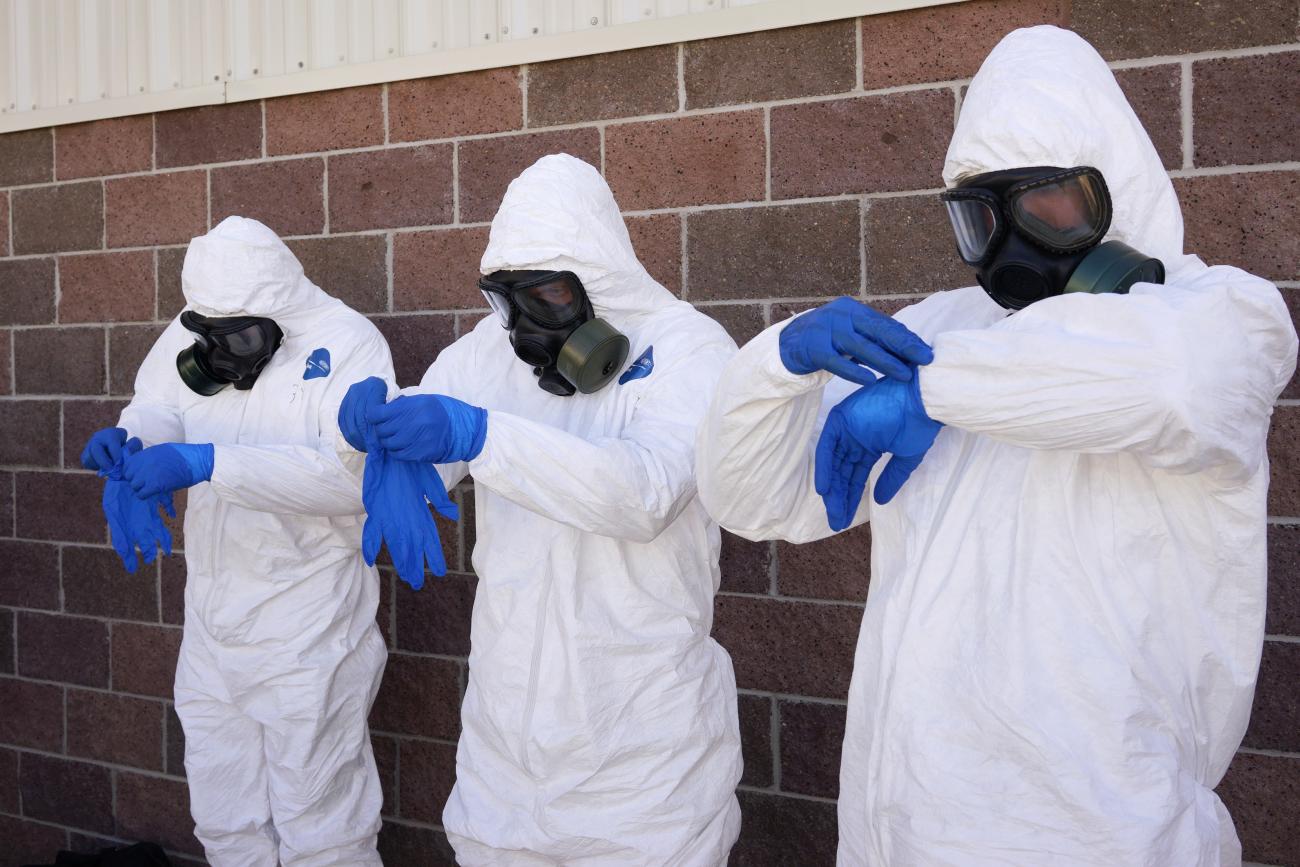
[0, 0, 961, 132]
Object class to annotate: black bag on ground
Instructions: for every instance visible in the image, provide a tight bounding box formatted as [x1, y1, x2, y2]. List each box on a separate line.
[23, 842, 173, 867]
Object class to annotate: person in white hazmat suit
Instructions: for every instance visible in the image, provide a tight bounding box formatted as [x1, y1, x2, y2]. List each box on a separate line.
[341, 153, 743, 864]
[80, 216, 394, 865]
[696, 26, 1297, 867]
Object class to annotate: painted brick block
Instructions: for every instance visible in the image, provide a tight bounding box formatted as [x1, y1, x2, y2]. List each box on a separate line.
[688, 201, 859, 302]
[106, 171, 207, 248]
[686, 20, 855, 108]
[12, 181, 103, 254]
[0, 258, 56, 325]
[1194, 51, 1300, 167]
[389, 69, 522, 142]
[1176, 171, 1300, 282]
[58, 250, 155, 323]
[0, 399, 60, 466]
[1072, 0, 1299, 60]
[0, 678, 63, 750]
[0, 128, 53, 185]
[861, 0, 1066, 89]
[606, 111, 765, 210]
[370, 313, 456, 389]
[111, 622, 182, 698]
[15, 327, 105, 395]
[739, 693, 774, 788]
[63, 545, 160, 621]
[266, 85, 384, 155]
[66, 689, 165, 770]
[732, 790, 838, 866]
[778, 524, 871, 603]
[17, 611, 110, 687]
[393, 227, 491, 311]
[1216, 752, 1300, 866]
[287, 234, 388, 313]
[0, 539, 59, 609]
[15, 471, 106, 543]
[771, 90, 953, 198]
[116, 770, 205, 855]
[20, 753, 115, 834]
[529, 46, 676, 126]
[779, 700, 846, 798]
[329, 144, 454, 232]
[625, 213, 683, 296]
[56, 115, 152, 179]
[713, 595, 859, 699]
[1268, 524, 1300, 635]
[211, 157, 326, 236]
[370, 653, 462, 740]
[156, 102, 261, 168]
[458, 128, 601, 223]
[397, 738, 457, 823]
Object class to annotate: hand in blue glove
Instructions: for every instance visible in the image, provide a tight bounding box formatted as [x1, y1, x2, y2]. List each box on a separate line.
[361, 447, 459, 589]
[780, 297, 934, 385]
[81, 427, 128, 472]
[339, 376, 389, 452]
[123, 442, 215, 500]
[100, 437, 175, 573]
[366, 394, 488, 464]
[814, 370, 942, 532]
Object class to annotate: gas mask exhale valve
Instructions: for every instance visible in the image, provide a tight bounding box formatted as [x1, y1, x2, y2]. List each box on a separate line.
[940, 165, 1164, 309]
[176, 310, 284, 396]
[479, 270, 630, 396]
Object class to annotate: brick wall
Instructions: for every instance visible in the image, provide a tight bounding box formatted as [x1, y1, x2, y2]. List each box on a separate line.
[0, 1, 1297, 865]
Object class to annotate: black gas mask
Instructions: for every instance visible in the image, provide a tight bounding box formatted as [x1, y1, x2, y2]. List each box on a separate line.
[176, 310, 284, 396]
[940, 165, 1164, 310]
[479, 269, 630, 397]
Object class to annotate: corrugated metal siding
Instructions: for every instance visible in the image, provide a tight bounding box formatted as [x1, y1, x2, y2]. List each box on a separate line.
[0, 0, 957, 132]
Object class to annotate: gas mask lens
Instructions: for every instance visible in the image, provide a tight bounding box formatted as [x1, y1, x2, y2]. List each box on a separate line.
[940, 166, 1112, 265]
[1010, 170, 1108, 251]
[481, 288, 513, 326]
[479, 270, 587, 328]
[942, 196, 998, 264]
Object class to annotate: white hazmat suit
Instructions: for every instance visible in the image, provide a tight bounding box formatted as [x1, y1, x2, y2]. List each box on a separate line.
[696, 26, 1298, 867]
[119, 216, 394, 866]
[411, 154, 742, 865]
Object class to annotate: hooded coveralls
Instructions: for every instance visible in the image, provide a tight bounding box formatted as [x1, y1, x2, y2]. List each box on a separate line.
[118, 217, 394, 866]
[696, 26, 1298, 867]
[412, 155, 743, 865]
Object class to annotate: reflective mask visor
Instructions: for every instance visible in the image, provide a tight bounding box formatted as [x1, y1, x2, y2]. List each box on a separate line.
[177, 311, 284, 395]
[940, 166, 1112, 265]
[478, 270, 589, 329]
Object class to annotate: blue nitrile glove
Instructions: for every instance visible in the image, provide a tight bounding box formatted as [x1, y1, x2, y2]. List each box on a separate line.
[367, 394, 488, 464]
[81, 427, 128, 472]
[814, 370, 941, 532]
[100, 437, 174, 573]
[339, 376, 389, 452]
[360, 439, 460, 590]
[780, 297, 934, 385]
[123, 442, 215, 500]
